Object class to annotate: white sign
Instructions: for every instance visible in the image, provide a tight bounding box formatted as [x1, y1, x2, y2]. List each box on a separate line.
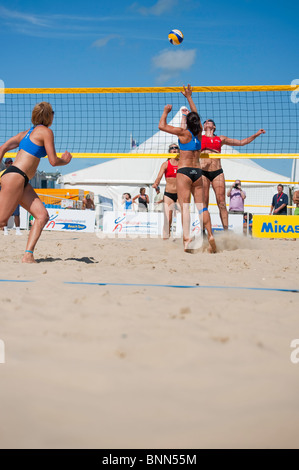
[44, 209, 95, 232]
[103, 211, 163, 236]
[175, 212, 244, 236]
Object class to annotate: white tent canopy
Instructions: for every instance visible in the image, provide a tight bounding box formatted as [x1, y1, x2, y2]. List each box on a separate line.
[59, 108, 290, 215]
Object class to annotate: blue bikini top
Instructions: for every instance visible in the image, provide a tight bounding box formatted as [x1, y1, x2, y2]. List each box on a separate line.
[19, 126, 47, 158]
[178, 130, 201, 151]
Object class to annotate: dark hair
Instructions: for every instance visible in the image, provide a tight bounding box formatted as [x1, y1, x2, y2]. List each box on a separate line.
[140, 187, 146, 193]
[204, 119, 216, 135]
[186, 112, 202, 136]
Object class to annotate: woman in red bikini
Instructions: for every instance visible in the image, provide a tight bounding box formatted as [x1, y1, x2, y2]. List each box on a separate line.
[152, 143, 180, 239]
[201, 119, 266, 229]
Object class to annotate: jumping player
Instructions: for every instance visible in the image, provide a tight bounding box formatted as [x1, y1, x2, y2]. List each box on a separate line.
[158, 85, 216, 253]
[201, 119, 266, 229]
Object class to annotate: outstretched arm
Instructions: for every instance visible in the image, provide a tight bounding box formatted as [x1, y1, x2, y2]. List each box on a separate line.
[221, 129, 266, 147]
[158, 105, 185, 136]
[152, 162, 168, 189]
[0, 131, 28, 162]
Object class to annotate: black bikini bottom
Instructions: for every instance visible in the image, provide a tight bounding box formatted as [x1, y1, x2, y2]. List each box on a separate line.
[177, 167, 202, 183]
[1, 165, 29, 187]
[164, 192, 178, 203]
[201, 168, 224, 182]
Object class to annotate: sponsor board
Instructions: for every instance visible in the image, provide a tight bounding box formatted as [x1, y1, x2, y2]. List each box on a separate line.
[176, 213, 243, 236]
[44, 209, 95, 232]
[103, 211, 163, 236]
[252, 215, 299, 238]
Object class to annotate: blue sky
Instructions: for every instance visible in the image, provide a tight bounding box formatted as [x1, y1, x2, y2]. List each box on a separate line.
[0, 0, 298, 177]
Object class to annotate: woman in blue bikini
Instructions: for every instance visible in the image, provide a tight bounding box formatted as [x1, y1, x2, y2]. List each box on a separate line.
[0, 102, 72, 263]
[158, 85, 216, 253]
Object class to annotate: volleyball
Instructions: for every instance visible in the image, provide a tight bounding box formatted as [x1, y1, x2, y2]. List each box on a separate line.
[168, 29, 184, 45]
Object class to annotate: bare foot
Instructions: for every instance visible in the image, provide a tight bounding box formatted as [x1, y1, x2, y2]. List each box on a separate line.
[184, 237, 198, 253]
[22, 252, 36, 263]
[207, 235, 217, 253]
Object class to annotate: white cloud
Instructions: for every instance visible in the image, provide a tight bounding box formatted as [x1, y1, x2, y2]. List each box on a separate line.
[152, 48, 196, 83]
[92, 35, 119, 48]
[131, 0, 179, 16]
[0, 5, 49, 27]
[152, 48, 196, 71]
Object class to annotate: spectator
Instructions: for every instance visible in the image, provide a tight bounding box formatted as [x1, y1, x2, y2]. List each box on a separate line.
[2, 158, 22, 235]
[83, 193, 95, 210]
[293, 187, 299, 215]
[132, 187, 149, 212]
[227, 179, 246, 214]
[270, 184, 288, 215]
[243, 212, 253, 235]
[122, 193, 133, 211]
[153, 186, 164, 212]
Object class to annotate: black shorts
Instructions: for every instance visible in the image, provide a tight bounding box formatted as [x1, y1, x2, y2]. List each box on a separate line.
[201, 168, 224, 182]
[1, 165, 29, 187]
[164, 192, 178, 203]
[177, 167, 202, 183]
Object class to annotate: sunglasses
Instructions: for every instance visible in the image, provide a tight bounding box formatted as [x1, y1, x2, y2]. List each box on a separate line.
[169, 146, 179, 150]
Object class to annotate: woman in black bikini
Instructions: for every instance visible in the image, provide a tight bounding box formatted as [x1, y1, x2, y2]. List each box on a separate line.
[158, 85, 216, 253]
[201, 119, 266, 229]
[0, 102, 72, 263]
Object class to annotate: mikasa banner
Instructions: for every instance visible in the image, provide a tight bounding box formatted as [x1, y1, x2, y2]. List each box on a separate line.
[252, 215, 299, 238]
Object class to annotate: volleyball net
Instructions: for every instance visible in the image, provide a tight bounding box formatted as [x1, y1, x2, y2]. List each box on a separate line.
[1, 85, 298, 159]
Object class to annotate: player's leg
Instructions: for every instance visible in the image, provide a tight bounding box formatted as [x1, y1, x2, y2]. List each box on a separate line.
[163, 195, 175, 239]
[192, 179, 217, 253]
[0, 174, 25, 232]
[19, 184, 49, 263]
[176, 173, 193, 251]
[212, 173, 228, 230]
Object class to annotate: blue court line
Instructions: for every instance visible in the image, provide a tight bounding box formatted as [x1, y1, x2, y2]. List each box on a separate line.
[64, 281, 299, 293]
[0, 279, 297, 293]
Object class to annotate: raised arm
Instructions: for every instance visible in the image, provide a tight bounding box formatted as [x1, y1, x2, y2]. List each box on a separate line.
[220, 129, 266, 147]
[152, 161, 168, 189]
[158, 105, 185, 136]
[43, 128, 72, 166]
[0, 130, 28, 162]
[181, 84, 198, 114]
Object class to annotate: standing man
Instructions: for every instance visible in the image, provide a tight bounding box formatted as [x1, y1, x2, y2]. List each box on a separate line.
[270, 184, 288, 215]
[2, 158, 22, 235]
[227, 179, 246, 214]
[153, 186, 164, 212]
[293, 186, 299, 215]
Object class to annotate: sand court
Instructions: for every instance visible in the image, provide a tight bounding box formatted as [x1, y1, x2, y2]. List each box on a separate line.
[0, 231, 298, 448]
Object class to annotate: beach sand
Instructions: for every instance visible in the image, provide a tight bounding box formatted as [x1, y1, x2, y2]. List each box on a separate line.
[0, 230, 298, 449]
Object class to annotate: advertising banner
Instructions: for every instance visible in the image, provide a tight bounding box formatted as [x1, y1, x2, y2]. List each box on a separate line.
[252, 215, 299, 238]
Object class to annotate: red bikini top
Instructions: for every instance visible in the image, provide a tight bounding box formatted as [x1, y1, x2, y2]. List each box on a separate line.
[201, 135, 222, 152]
[165, 159, 178, 178]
